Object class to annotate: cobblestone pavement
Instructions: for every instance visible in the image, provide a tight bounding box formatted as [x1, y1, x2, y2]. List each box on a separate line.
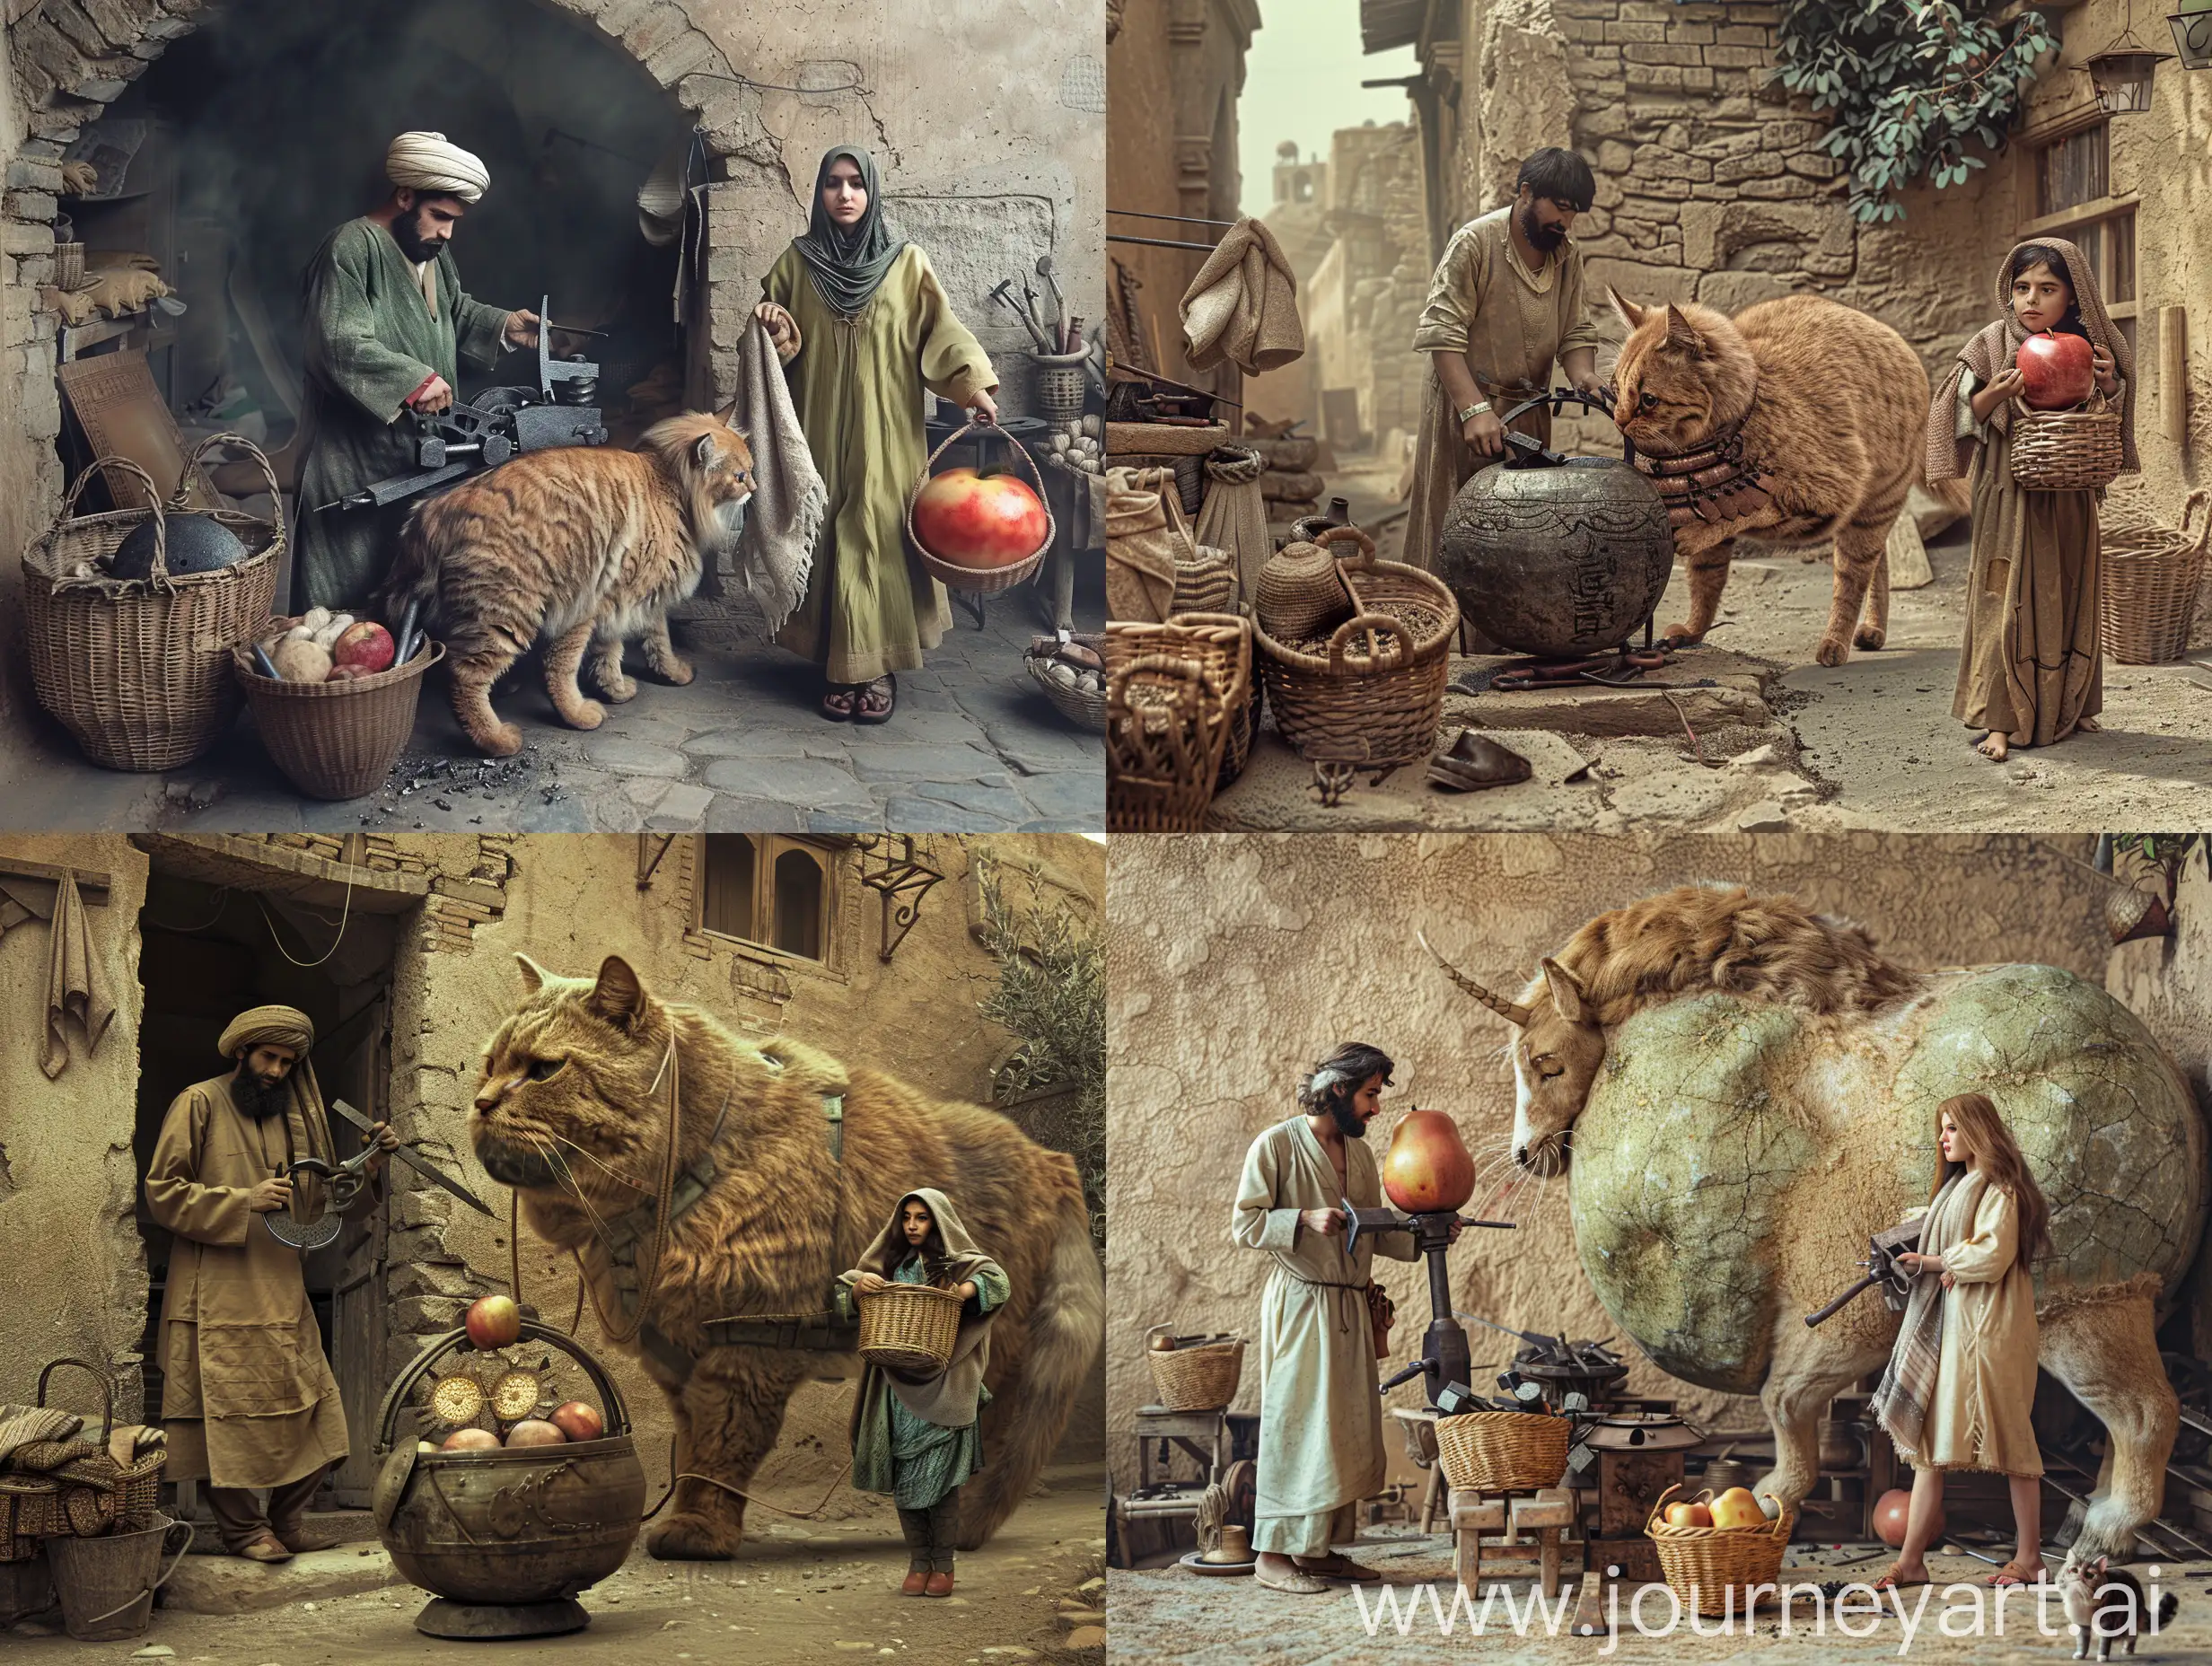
[0, 587, 1102, 834]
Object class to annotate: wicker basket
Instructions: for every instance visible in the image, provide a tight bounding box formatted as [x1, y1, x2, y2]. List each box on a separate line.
[38, 1359, 162, 1525]
[55, 242, 84, 290]
[1253, 536, 1352, 642]
[1030, 348, 1090, 425]
[1107, 614, 1255, 791]
[1433, 1410, 1571, 1493]
[1144, 1326, 1244, 1412]
[2010, 393, 2124, 493]
[1254, 528, 1458, 773]
[1172, 543, 1238, 615]
[233, 620, 443, 800]
[907, 419, 1055, 594]
[2101, 488, 2210, 664]
[856, 1283, 966, 1373]
[1025, 633, 1107, 731]
[1644, 1484, 1795, 1617]
[1105, 649, 1234, 832]
[21, 437, 281, 771]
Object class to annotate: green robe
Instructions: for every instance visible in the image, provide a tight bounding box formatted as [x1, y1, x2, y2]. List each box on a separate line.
[765, 243, 996, 684]
[294, 218, 514, 611]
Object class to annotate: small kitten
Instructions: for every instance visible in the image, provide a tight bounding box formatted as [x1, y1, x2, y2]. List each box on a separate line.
[2057, 1553, 2177, 1660]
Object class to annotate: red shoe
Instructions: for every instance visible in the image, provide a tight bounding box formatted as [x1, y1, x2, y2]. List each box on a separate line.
[900, 1569, 928, 1596]
[925, 1571, 954, 1598]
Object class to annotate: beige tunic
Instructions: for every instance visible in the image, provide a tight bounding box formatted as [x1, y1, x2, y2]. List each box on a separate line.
[1232, 1117, 1416, 1549]
[1403, 207, 1604, 573]
[1914, 1183, 2043, 1477]
[146, 1076, 372, 1488]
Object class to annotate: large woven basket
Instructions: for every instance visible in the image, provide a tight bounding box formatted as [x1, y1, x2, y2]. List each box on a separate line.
[1107, 614, 1255, 790]
[40, 1359, 163, 1525]
[1144, 1327, 1244, 1412]
[857, 1284, 965, 1373]
[2010, 393, 2124, 493]
[1254, 528, 1458, 773]
[907, 419, 1055, 594]
[1645, 1484, 1795, 1617]
[1025, 632, 1107, 731]
[2101, 488, 2210, 664]
[21, 437, 281, 771]
[1253, 533, 1353, 642]
[1106, 647, 1235, 832]
[1433, 1410, 1570, 1493]
[233, 620, 443, 800]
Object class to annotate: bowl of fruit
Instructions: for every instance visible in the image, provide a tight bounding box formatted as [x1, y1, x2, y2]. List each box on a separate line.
[232, 605, 442, 799]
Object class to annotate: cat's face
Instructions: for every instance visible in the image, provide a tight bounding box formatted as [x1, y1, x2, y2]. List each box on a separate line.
[2056, 1552, 2109, 1618]
[1609, 301, 1724, 456]
[470, 954, 663, 1205]
[652, 414, 756, 551]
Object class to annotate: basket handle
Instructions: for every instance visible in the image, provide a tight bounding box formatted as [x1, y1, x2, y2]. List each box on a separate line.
[373, 1320, 633, 1454]
[1312, 523, 1378, 568]
[1325, 610, 1411, 676]
[1646, 1480, 1682, 1535]
[2181, 488, 2211, 554]
[174, 431, 282, 511]
[53, 458, 168, 580]
[36, 1357, 115, 1446]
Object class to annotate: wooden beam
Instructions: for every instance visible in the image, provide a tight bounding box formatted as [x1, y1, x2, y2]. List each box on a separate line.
[0, 857, 111, 903]
[2162, 305, 2188, 445]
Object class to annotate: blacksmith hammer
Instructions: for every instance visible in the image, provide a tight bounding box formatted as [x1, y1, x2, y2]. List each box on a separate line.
[988, 279, 1054, 351]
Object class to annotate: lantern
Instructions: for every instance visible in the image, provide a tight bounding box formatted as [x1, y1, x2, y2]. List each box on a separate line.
[2084, 0, 2172, 110]
[2171, 7, 2212, 71]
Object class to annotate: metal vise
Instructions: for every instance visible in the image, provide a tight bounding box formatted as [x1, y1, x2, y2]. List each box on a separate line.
[329, 294, 610, 513]
[1341, 1200, 1516, 1410]
[1804, 1218, 1924, 1328]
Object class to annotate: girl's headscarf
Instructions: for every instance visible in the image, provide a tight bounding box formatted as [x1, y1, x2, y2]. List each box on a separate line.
[791, 145, 907, 318]
[1923, 236, 2137, 484]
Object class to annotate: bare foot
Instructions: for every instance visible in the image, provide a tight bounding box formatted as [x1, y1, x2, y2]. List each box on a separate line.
[1975, 732, 2009, 762]
[2075, 715, 2101, 732]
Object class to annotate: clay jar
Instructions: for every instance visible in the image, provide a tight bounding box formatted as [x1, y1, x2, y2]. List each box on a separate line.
[1380, 1109, 1477, 1214]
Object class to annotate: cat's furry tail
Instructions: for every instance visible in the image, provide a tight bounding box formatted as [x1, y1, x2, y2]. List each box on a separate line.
[382, 500, 443, 620]
[1922, 473, 1971, 520]
[960, 1171, 1103, 1549]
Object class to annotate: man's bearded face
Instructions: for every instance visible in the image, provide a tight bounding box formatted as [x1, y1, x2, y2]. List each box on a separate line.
[235, 1044, 296, 1120]
[1330, 1074, 1386, 1140]
[1519, 195, 1576, 255]
[391, 194, 464, 263]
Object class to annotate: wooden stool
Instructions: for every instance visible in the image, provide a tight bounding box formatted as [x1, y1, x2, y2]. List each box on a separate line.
[1450, 1486, 1579, 1594]
[1512, 1486, 1576, 1595]
[1389, 1407, 1445, 1534]
[1449, 1488, 1506, 1592]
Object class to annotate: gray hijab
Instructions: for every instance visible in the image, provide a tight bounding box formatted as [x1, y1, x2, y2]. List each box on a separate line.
[840, 1188, 1005, 1428]
[792, 145, 907, 318]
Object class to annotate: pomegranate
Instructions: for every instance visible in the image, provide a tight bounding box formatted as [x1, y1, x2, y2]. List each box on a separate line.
[333, 619, 396, 674]
[2016, 329, 2095, 410]
[464, 1294, 522, 1350]
[548, 1400, 604, 1442]
[911, 468, 1047, 568]
[504, 1419, 567, 1448]
[440, 1427, 500, 1452]
[1379, 1108, 1477, 1214]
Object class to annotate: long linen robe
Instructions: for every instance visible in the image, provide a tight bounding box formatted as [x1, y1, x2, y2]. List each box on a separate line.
[145, 1075, 376, 1488]
[764, 242, 996, 685]
[1403, 206, 1603, 572]
[294, 217, 515, 612]
[1910, 1181, 2043, 1477]
[1232, 1116, 1416, 1556]
[1950, 369, 2106, 745]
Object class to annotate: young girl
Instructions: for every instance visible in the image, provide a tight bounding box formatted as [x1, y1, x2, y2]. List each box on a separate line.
[1870, 1092, 2052, 1591]
[753, 146, 1000, 725]
[838, 1188, 1009, 1597]
[1927, 241, 2135, 763]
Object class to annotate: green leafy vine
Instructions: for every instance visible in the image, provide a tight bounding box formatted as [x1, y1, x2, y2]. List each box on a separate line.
[1764, 0, 2059, 224]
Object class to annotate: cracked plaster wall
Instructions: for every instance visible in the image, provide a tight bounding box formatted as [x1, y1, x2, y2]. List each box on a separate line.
[1103, 831, 2118, 1494]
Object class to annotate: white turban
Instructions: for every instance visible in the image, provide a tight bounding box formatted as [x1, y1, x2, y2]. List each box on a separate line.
[386, 131, 490, 204]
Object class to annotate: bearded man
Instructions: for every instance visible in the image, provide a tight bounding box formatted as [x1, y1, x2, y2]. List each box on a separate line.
[1232, 1043, 1461, 1595]
[145, 1006, 398, 1561]
[1402, 148, 1609, 571]
[294, 130, 542, 612]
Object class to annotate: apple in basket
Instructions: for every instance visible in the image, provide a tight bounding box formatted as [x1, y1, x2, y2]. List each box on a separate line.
[465, 1293, 522, 1350]
[505, 1419, 567, 1448]
[2017, 330, 2095, 410]
[333, 619, 395, 674]
[1708, 1487, 1767, 1530]
[1663, 1501, 1713, 1529]
[912, 468, 1047, 567]
[549, 1401, 604, 1442]
[440, 1428, 500, 1452]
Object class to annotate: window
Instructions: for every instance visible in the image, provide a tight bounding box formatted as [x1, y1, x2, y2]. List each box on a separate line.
[2023, 119, 2138, 365]
[698, 836, 834, 963]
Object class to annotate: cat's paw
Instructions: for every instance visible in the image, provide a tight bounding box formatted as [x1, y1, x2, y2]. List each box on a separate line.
[654, 656, 695, 686]
[1854, 625, 1886, 652]
[471, 722, 523, 758]
[1813, 635, 1853, 668]
[599, 674, 638, 703]
[647, 1512, 742, 1560]
[1663, 621, 1706, 647]
[561, 698, 607, 731]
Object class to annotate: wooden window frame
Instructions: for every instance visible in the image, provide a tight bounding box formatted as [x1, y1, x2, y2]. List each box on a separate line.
[692, 834, 844, 973]
[2013, 116, 2138, 355]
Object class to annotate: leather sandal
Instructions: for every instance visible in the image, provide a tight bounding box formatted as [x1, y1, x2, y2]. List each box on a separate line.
[854, 673, 896, 725]
[821, 683, 857, 722]
[1871, 1560, 1928, 1591]
[1293, 1551, 1382, 1581]
[236, 1533, 294, 1563]
[276, 1527, 340, 1554]
[1984, 1560, 2044, 1587]
[1426, 729, 1532, 793]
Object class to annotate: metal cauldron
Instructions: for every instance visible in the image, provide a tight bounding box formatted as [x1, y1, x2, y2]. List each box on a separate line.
[372, 1321, 646, 1639]
[1435, 390, 1674, 658]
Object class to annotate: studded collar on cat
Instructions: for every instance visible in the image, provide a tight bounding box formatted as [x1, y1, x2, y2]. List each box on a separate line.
[1628, 412, 1778, 529]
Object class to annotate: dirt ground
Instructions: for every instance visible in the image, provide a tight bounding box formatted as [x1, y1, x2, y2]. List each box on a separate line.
[1217, 450, 2212, 833]
[1109, 1529, 2212, 1664]
[4, 1461, 1105, 1665]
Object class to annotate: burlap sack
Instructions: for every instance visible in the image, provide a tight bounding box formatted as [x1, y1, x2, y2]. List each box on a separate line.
[1106, 466, 1187, 623]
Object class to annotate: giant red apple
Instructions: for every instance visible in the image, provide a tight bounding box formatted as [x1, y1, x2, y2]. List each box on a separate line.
[912, 468, 1047, 568]
[2016, 330, 2095, 411]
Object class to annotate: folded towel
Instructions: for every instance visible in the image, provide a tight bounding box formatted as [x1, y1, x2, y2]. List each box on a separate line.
[0, 1407, 84, 1469]
[42, 868, 114, 1082]
[1180, 216, 1304, 376]
[722, 314, 825, 637]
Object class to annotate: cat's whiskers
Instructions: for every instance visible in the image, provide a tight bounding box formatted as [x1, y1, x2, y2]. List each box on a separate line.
[546, 1129, 654, 1194]
[529, 1133, 619, 1243]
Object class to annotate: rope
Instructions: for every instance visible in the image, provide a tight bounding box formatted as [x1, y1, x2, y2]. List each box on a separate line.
[638, 1431, 855, 1522]
[508, 1181, 584, 1337]
[254, 864, 356, 969]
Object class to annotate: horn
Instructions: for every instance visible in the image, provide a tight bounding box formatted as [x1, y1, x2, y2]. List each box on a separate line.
[1417, 930, 1533, 1027]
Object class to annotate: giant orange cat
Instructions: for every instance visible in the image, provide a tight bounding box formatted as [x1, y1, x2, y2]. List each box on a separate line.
[470, 954, 1104, 1560]
[386, 414, 755, 757]
[1608, 290, 1965, 667]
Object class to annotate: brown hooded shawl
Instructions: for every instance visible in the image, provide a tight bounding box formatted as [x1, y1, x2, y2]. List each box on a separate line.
[839, 1188, 1005, 1430]
[1923, 236, 2137, 484]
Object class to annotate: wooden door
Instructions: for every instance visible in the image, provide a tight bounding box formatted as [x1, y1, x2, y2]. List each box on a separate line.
[311, 991, 390, 1507]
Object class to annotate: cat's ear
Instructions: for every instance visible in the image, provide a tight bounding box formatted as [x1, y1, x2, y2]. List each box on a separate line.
[1607, 285, 1646, 330]
[1663, 304, 1705, 355]
[715, 399, 740, 426]
[588, 955, 649, 1030]
[515, 952, 552, 993]
[693, 433, 722, 470]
